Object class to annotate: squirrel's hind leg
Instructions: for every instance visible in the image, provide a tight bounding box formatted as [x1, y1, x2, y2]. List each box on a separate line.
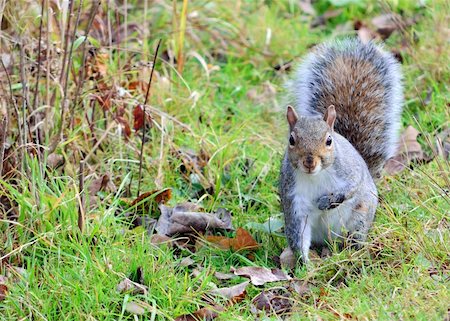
[345, 202, 376, 250]
[285, 215, 312, 264]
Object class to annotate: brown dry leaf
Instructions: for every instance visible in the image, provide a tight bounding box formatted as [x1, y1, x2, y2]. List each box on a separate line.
[289, 280, 312, 296]
[251, 287, 292, 315]
[354, 20, 378, 44]
[89, 174, 116, 198]
[116, 116, 131, 138]
[231, 228, 259, 251]
[46, 153, 64, 170]
[175, 305, 224, 321]
[0, 276, 7, 302]
[384, 125, 427, 175]
[232, 267, 291, 286]
[94, 51, 109, 79]
[156, 203, 233, 236]
[372, 13, 401, 39]
[130, 188, 172, 216]
[214, 271, 237, 281]
[116, 277, 148, 295]
[132, 104, 152, 131]
[204, 228, 258, 252]
[209, 280, 249, 301]
[179, 257, 195, 267]
[357, 26, 377, 43]
[150, 234, 172, 245]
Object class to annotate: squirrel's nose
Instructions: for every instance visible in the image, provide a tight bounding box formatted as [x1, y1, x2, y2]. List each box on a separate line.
[303, 156, 316, 169]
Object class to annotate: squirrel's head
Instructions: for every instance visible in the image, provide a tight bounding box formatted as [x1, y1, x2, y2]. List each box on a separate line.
[285, 105, 336, 175]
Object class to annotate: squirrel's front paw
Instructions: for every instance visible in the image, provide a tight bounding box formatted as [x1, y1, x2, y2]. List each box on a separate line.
[317, 193, 345, 210]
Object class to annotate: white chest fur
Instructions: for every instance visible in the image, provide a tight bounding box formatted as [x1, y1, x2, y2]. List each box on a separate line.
[291, 169, 354, 244]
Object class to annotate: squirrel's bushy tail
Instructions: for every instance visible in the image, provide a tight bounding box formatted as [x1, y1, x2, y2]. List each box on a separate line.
[287, 38, 403, 179]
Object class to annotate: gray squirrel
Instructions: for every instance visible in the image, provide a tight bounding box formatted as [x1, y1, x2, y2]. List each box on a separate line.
[279, 38, 403, 263]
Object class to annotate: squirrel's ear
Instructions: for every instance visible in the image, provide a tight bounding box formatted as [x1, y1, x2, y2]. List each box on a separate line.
[325, 105, 336, 130]
[286, 105, 298, 130]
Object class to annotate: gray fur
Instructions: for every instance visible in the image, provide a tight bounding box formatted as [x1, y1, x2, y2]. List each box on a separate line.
[280, 38, 402, 263]
[286, 38, 403, 179]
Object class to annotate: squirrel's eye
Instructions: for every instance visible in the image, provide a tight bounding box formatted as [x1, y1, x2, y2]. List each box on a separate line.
[326, 135, 332, 146]
[289, 134, 295, 146]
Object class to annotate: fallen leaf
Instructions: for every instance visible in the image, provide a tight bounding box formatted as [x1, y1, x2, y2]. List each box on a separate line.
[204, 228, 258, 252]
[251, 287, 292, 315]
[191, 268, 202, 279]
[384, 125, 429, 175]
[125, 301, 146, 315]
[133, 104, 152, 131]
[289, 280, 312, 296]
[372, 13, 401, 39]
[357, 26, 377, 43]
[214, 271, 237, 280]
[116, 277, 148, 295]
[46, 153, 65, 170]
[179, 257, 195, 267]
[116, 116, 131, 138]
[89, 174, 116, 198]
[129, 188, 172, 216]
[156, 203, 233, 236]
[232, 267, 291, 286]
[175, 305, 224, 321]
[150, 234, 172, 245]
[0, 276, 7, 302]
[209, 281, 249, 301]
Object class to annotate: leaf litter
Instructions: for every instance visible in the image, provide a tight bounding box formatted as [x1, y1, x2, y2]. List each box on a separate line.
[231, 266, 291, 286]
[384, 125, 432, 175]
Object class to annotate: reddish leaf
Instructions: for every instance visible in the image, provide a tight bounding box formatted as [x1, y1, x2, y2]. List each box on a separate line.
[133, 104, 145, 130]
[130, 189, 172, 216]
[133, 104, 152, 131]
[205, 228, 258, 252]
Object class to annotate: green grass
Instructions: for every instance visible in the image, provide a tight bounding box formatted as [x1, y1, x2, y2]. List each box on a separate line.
[0, 0, 449, 320]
